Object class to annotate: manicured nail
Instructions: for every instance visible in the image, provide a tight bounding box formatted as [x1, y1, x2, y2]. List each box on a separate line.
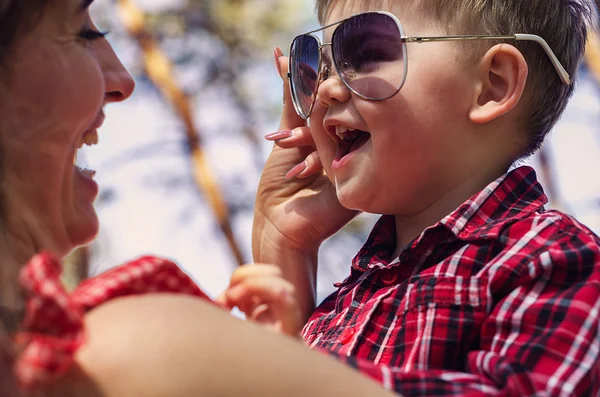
[265, 130, 292, 141]
[274, 46, 284, 78]
[285, 161, 307, 180]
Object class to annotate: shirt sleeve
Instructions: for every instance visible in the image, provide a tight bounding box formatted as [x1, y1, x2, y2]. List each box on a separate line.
[321, 231, 600, 396]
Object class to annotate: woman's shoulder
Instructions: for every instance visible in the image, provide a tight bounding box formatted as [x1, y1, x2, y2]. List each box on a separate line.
[15, 252, 214, 392]
[39, 293, 225, 397]
[64, 293, 223, 397]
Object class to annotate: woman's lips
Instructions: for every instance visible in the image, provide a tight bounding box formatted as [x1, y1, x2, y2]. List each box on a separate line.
[89, 111, 105, 131]
[77, 111, 104, 148]
[74, 165, 99, 198]
[72, 111, 104, 196]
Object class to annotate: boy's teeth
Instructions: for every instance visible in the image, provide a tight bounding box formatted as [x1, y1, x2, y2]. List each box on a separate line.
[336, 126, 358, 140]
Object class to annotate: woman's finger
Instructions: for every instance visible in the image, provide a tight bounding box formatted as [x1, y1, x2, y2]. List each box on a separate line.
[266, 126, 316, 150]
[295, 150, 323, 179]
[285, 150, 324, 180]
[274, 48, 306, 133]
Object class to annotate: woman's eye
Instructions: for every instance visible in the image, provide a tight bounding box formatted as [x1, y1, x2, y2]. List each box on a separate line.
[78, 28, 108, 41]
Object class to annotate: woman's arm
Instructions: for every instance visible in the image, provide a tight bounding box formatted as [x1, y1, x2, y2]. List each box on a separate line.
[53, 294, 397, 397]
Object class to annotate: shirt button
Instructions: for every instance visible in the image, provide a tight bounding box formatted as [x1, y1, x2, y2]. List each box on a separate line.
[340, 327, 356, 345]
[381, 271, 398, 286]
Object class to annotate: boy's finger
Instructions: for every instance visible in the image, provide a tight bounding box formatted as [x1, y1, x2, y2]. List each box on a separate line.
[275, 48, 306, 132]
[236, 278, 301, 336]
[251, 303, 272, 323]
[225, 276, 294, 314]
[214, 292, 231, 309]
[252, 301, 300, 337]
[228, 263, 282, 288]
[237, 295, 264, 319]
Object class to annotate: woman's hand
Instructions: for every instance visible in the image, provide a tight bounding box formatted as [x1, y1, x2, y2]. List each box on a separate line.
[253, 47, 359, 260]
[216, 264, 303, 337]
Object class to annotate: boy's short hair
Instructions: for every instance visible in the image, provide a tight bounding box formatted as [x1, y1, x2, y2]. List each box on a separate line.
[315, 0, 594, 157]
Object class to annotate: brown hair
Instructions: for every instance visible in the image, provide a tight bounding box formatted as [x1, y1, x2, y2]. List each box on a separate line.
[0, 1, 50, 395]
[0, 0, 48, 65]
[315, 0, 594, 157]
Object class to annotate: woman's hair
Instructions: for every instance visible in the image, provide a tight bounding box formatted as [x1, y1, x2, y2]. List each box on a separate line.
[0, 1, 50, 395]
[0, 0, 48, 63]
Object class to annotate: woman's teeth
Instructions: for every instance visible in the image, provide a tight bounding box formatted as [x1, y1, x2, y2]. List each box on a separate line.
[77, 130, 99, 149]
[75, 165, 96, 178]
[74, 130, 98, 178]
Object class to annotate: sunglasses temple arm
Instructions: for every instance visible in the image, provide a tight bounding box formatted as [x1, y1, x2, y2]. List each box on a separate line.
[515, 34, 571, 85]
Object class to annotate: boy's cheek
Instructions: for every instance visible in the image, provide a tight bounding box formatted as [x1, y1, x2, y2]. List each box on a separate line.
[309, 112, 336, 173]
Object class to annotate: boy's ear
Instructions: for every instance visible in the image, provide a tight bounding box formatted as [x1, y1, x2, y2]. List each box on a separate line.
[469, 44, 528, 124]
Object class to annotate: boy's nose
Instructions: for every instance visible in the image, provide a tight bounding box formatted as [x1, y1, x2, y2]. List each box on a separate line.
[317, 75, 352, 109]
[101, 45, 136, 103]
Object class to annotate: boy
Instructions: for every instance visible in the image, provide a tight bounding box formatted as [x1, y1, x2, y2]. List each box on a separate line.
[220, 0, 600, 395]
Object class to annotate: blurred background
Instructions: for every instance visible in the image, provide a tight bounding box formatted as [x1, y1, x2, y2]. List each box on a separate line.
[69, 0, 600, 303]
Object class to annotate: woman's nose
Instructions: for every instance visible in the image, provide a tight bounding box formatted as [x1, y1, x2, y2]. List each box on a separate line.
[101, 44, 136, 103]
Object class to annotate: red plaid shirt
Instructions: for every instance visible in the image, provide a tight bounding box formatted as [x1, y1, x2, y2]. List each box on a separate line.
[302, 166, 600, 396]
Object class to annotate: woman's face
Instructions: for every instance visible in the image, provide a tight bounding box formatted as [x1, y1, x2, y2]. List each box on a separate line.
[0, 0, 135, 259]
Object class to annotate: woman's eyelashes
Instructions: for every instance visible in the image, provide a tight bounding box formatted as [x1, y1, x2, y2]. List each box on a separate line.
[78, 27, 108, 42]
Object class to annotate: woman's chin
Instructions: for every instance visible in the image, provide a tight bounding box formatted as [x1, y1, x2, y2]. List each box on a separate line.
[64, 168, 101, 251]
[64, 204, 99, 253]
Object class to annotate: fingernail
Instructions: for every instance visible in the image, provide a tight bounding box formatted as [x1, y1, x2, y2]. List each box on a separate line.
[265, 130, 292, 141]
[273, 46, 283, 78]
[285, 161, 307, 180]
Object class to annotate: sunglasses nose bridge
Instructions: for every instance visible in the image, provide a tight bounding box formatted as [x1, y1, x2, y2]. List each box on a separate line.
[317, 43, 332, 77]
[307, 43, 331, 107]
[318, 43, 331, 62]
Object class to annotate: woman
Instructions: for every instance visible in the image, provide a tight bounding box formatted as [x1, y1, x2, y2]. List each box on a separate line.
[0, 1, 394, 396]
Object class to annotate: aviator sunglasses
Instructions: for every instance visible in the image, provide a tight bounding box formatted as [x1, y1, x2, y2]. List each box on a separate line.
[288, 11, 572, 119]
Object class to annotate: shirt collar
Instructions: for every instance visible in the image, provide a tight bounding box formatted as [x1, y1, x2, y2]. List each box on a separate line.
[352, 166, 548, 270]
[440, 166, 548, 240]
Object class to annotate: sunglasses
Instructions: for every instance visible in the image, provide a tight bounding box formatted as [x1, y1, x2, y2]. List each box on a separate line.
[288, 11, 571, 119]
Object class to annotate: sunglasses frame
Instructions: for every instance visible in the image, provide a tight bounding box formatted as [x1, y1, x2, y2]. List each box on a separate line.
[288, 10, 572, 120]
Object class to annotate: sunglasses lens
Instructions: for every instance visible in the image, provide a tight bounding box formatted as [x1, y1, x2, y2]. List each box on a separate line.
[290, 35, 320, 118]
[332, 13, 405, 100]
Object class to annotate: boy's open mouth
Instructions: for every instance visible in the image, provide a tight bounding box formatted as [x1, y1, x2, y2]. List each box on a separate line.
[334, 126, 371, 162]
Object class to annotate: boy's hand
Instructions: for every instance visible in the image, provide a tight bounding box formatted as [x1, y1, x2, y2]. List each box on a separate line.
[253, 47, 358, 259]
[216, 264, 303, 337]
